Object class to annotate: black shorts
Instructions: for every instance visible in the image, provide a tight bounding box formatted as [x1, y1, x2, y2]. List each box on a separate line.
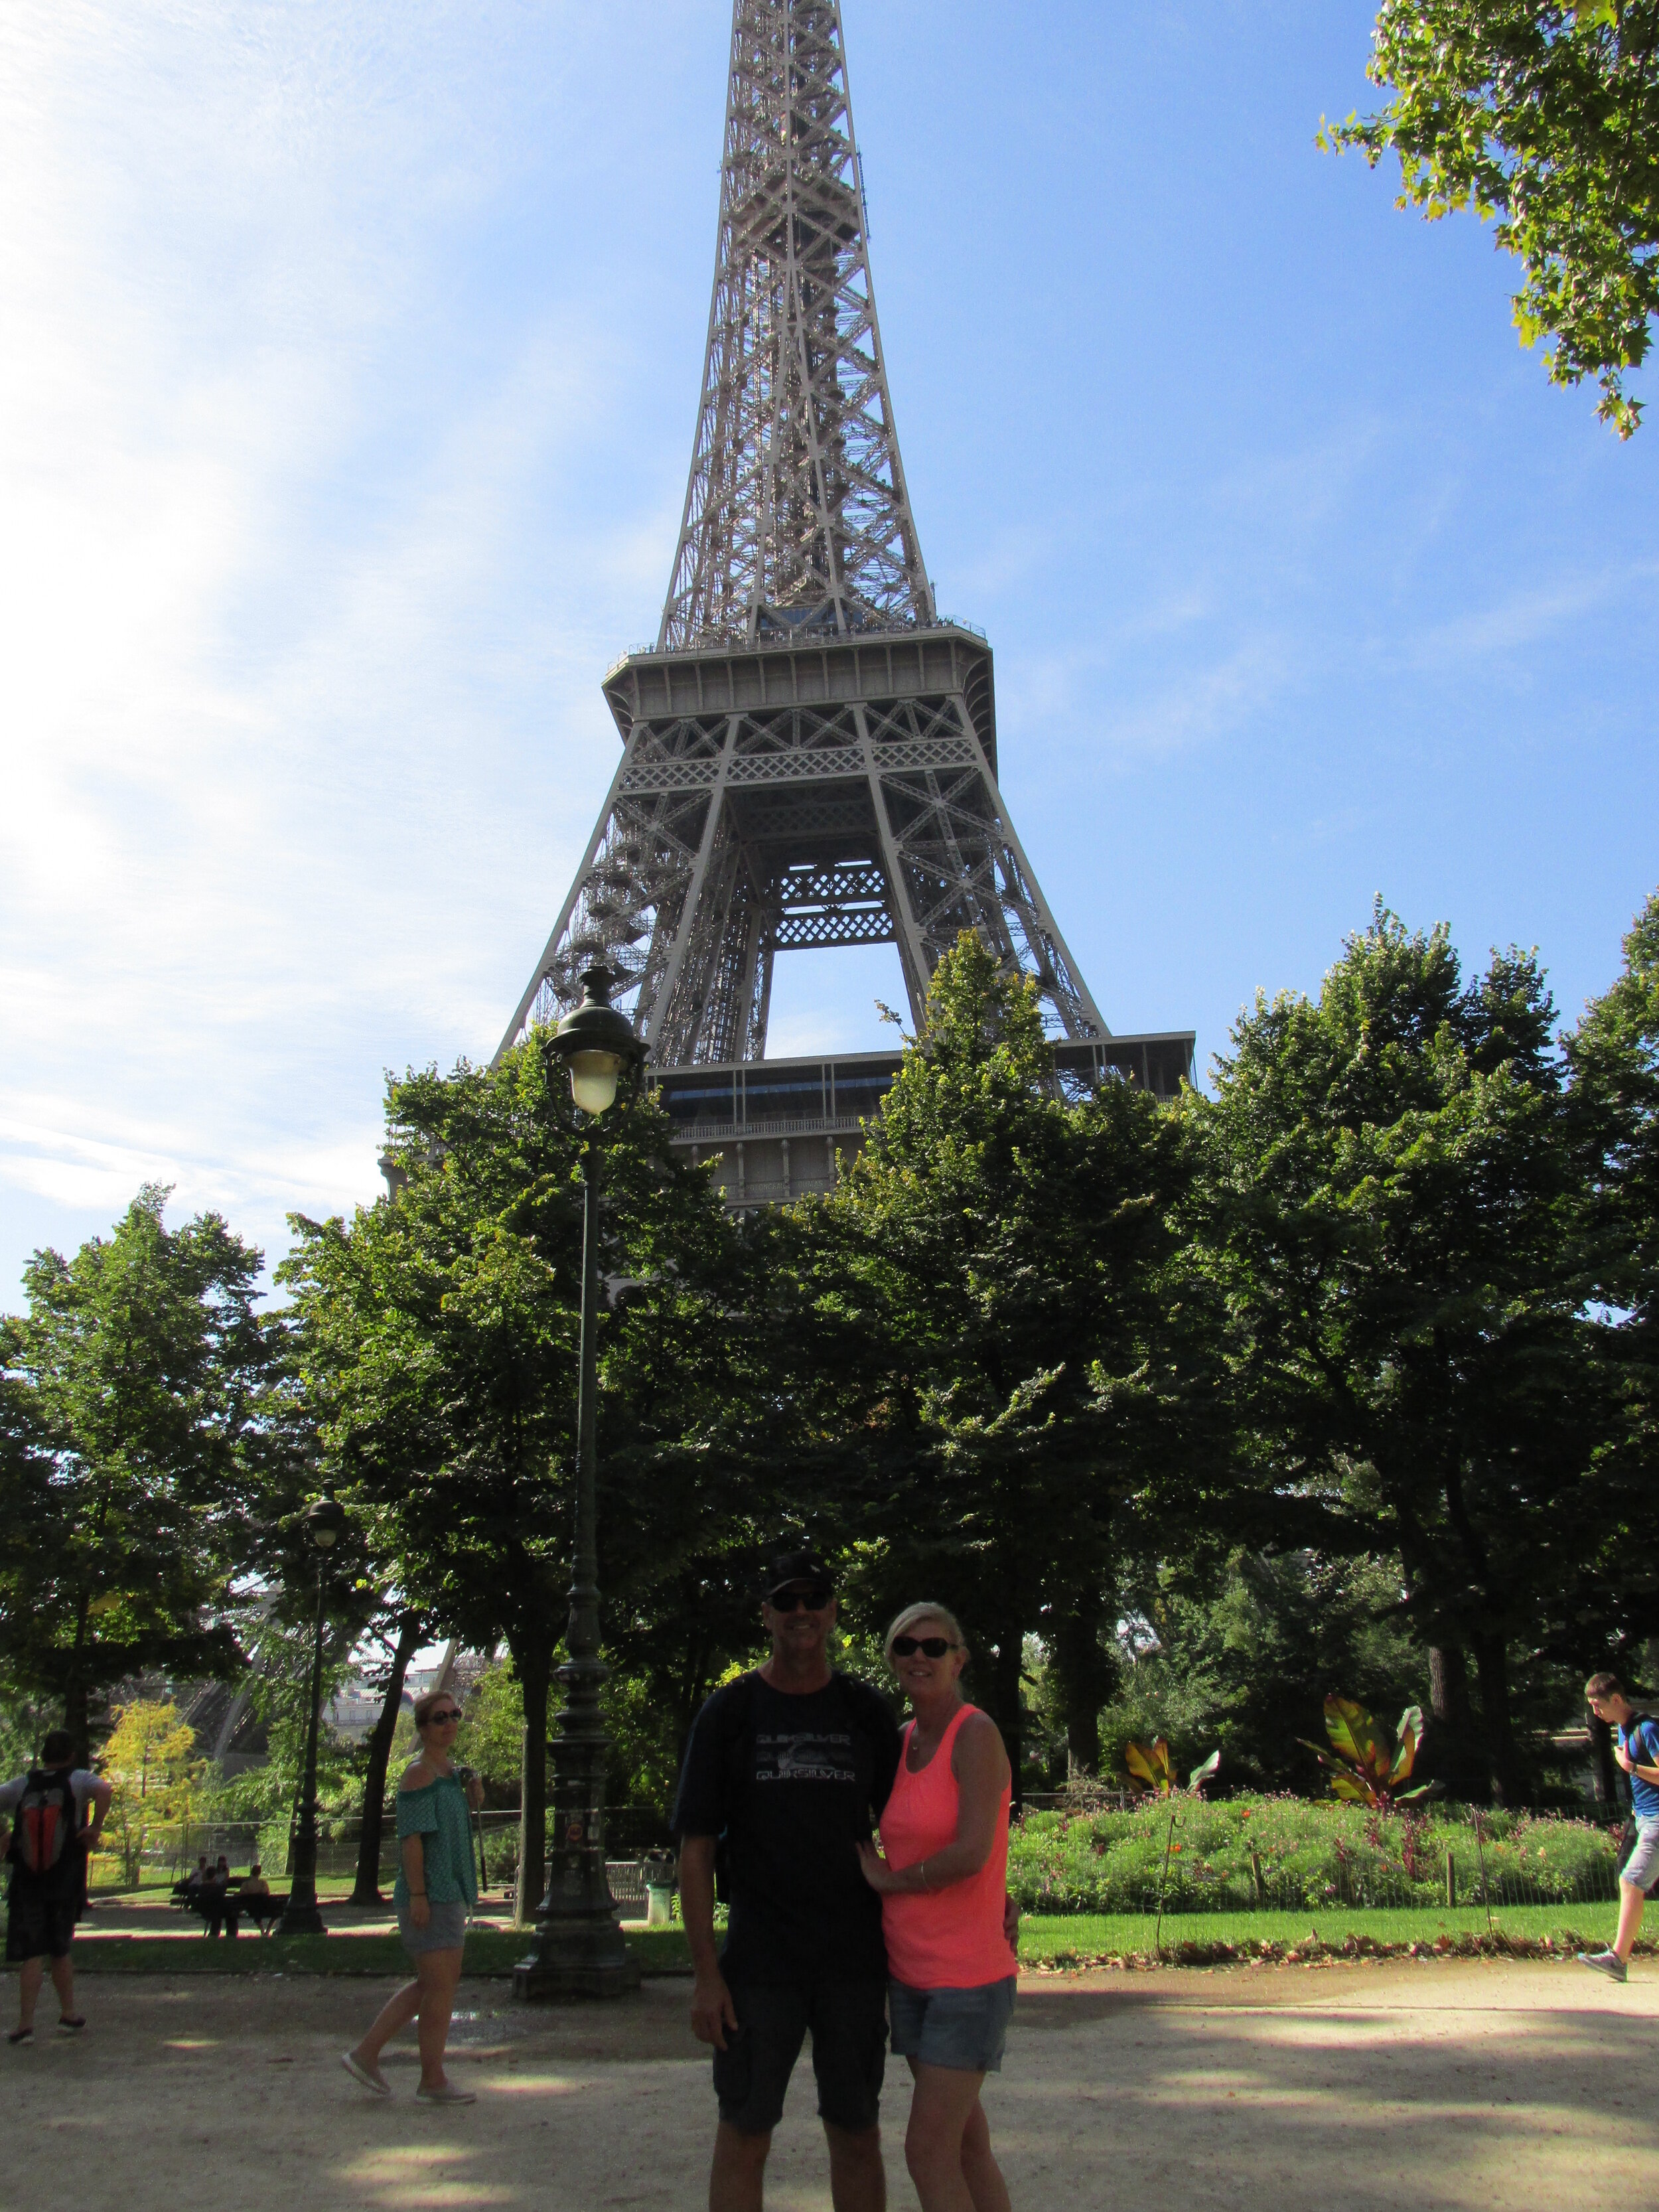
[7, 1889, 78, 1962]
[714, 1978, 887, 2136]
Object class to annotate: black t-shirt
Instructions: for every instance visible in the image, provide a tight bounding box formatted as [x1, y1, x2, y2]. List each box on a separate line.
[671, 1670, 901, 1985]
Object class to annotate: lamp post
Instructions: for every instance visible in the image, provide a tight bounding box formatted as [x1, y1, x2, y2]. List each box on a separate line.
[515, 966, 645, 2000]
[278, 1489, 347, 1937]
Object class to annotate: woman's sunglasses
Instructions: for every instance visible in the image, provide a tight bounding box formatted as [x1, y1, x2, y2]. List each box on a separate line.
[427, 1708, 463, 1725]
[768, 1589, 831, 1613]
[891, 1635, 957, 1659]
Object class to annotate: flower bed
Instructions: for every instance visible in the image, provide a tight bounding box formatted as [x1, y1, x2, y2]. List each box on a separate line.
[1007, 1794, 1621, 1915]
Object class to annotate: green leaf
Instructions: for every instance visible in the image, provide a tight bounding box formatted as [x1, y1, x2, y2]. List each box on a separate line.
[1390, 1706, 1424, 1784]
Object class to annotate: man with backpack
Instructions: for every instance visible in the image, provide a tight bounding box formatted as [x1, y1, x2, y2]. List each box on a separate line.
[0, 1730, 112, 2043]
[672, 1550, 1019, 2212]
[1579, 1674, 1659, 1984]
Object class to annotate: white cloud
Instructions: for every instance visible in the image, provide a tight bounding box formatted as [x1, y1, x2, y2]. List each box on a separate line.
[0, 0, 669, 1294]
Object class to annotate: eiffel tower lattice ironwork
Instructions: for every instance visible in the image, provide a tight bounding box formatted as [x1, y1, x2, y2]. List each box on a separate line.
[500, 0, 1113, 1072]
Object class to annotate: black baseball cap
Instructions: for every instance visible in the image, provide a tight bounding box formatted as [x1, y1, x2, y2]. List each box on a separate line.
[762, 1548, 834, 1603]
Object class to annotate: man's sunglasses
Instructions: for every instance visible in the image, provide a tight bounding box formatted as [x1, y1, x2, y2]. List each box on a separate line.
[768, 1589, 831, 1613]
[891, 1635, 957, 1659]
[427, 1708, 463, 1725]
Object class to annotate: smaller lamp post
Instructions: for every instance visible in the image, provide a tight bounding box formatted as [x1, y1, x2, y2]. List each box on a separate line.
[516, 966, 644, 2000]
[278, 1489, 347, 1937]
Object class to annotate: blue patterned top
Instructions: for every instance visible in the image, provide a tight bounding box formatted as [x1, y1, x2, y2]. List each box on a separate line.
[394, 1769, 478, 1907]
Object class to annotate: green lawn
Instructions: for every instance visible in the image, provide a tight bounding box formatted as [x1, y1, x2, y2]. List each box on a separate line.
[1020, 1902, 1626, 1962]
[65, 1902, 1639, 1978]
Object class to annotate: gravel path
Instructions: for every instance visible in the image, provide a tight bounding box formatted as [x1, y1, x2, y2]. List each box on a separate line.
[5, 1956, 1653, 2209]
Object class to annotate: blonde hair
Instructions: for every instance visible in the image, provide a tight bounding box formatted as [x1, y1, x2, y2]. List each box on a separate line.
[884, 1601, 969, 1659]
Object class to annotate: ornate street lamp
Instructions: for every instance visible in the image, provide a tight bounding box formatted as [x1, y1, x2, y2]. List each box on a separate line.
[277, 1488, 347, 1937]
[515, 967, 645, 2000]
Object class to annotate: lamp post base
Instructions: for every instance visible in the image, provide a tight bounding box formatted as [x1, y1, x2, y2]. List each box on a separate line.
[276, 1894, 327, 1938]
[512, 1921, 640, 2002]
[514, 1662, 640, 2003]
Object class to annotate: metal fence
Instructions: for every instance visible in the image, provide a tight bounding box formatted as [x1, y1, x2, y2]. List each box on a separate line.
[129, 1805, 674, 1887]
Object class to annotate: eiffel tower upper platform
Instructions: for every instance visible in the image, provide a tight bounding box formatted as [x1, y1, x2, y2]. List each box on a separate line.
[498, 0, 1192, 1198]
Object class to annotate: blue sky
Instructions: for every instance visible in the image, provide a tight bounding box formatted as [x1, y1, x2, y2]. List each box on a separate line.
[3, 0, 1656, 1304]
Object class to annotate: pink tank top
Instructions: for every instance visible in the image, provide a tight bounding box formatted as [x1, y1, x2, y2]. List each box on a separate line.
[878, 1704, 1017, 1990]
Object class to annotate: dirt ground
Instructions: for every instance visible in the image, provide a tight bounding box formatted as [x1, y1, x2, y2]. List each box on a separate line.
[3, 1956, 1654, 2211]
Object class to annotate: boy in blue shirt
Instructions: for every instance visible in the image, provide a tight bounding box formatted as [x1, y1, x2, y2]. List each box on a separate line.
[1580, 1673, 1659, 1984]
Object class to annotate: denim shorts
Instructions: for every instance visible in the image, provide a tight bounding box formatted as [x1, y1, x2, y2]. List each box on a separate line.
[888, 1976, 1017, 2074]
[397, 1897, 469, 1955]
[1622, 1820, 1659, 1893]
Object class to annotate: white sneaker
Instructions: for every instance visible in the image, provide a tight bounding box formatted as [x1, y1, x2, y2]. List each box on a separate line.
[1577, 1949, 1628, 1984]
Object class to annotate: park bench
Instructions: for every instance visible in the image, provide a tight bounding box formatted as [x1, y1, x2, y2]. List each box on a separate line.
[171, 1881, 289, 1936]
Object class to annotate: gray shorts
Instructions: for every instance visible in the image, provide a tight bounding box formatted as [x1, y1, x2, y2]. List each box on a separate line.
[889, 1976, 1017, 2074]
[397, 1897, 469, 1955]
[1622, 1820, 1659, 1893]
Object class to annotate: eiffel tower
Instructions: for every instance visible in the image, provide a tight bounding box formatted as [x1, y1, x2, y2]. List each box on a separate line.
[498, 0, 1192, 1201]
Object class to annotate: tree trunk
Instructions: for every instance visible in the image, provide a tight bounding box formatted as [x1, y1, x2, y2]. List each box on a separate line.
[63, 1589, 92, 1767]
[1470, 1633, 1526, 1806]
[350, 1610, 421, 1905]
[987, 1624, 1025, 1814]
[1427, 1641, 1483, 1803]
[514, 1643, 551, 1929]
[1050, 1587, 1117, 1779]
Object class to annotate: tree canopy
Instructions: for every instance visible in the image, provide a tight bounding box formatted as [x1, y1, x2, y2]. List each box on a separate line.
[5, 891, 1656, 1820]
[0, 1187, 290, 1756]
[279, 1032, 769, 1913]
[1323, 1, 1659, 435]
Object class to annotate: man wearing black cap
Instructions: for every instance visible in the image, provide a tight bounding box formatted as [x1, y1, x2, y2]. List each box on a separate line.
[672, 1548, 901, 2211]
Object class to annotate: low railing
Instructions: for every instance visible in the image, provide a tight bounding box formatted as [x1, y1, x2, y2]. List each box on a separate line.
[604, 615, 987, 679]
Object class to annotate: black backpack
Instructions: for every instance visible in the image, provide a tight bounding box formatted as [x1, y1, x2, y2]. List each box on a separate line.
[709, 1670, 897, 1902]
[9, 1768, 84, 1885]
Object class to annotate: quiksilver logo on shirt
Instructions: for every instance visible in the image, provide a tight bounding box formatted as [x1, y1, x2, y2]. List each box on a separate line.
[755, 1730, 855, 1783]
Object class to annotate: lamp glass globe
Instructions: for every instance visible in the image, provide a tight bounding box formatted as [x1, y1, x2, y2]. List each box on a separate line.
[569, 1048, 622, 1116]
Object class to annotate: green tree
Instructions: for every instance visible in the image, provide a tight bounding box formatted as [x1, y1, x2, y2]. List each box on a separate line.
[787, 934, 1209, 1796]
[210, 1597, 362, 1866]
[102, 1700, 203, 1887]
[455, 1652, 524, 1795]
[1084, 1550, 1427, 1794]
[1323, 1, 1659, 435]
[1196, 905, 1611, 1801]
[281, 1035, 762, 1918]
[0, 1188, 289, 1757]
[1563, 886, 1659, 1662]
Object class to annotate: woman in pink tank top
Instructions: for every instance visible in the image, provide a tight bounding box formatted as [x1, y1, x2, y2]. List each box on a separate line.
[857, 1602, 1016, 2212]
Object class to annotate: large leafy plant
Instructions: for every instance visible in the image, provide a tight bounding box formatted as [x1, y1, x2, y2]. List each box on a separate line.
[1125, 1738, 1222, 1798]
[1301, 1695, 1432, 1808]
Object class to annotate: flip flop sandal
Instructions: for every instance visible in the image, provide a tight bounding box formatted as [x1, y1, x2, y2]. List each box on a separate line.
[414, 2081, 476, 2105]
[56, 2017, 88, 2036]
[6, 2027, 32, 2045]
[340, 2050, 392, 2096]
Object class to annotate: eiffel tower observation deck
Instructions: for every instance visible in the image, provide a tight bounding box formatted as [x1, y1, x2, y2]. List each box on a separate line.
[498, 0, 1193, 1204]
